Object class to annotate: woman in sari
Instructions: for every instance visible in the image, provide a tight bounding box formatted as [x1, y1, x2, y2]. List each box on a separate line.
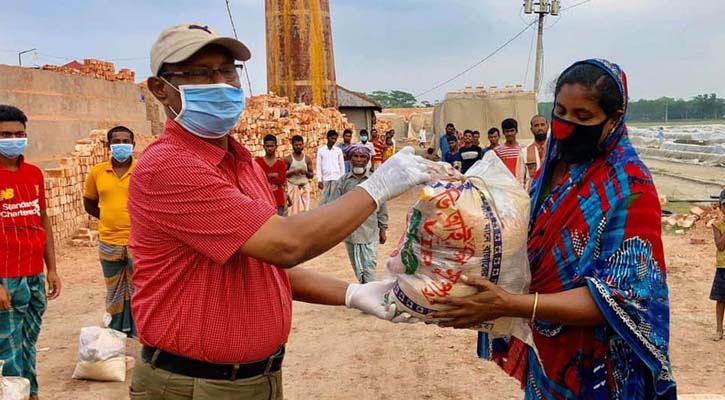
[432, 59, 676, 399]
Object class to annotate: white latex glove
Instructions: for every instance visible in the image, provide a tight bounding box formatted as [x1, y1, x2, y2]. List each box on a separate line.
[387, 303, 421, 324]
[345, 280, 396, 320]
[359, 147, 429, 206]
[345, 280, 420, 323]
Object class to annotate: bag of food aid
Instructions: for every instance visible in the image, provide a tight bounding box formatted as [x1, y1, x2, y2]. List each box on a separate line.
[72, 314, 127, 382]
[0, 360, 30, 400]
[385, 153, 534, 344]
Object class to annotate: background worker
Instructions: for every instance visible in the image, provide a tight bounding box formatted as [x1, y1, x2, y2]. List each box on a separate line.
[338, 128, 353, 173]
[522, 115, 549, 189]
[83, 125, 137, 338]
[458, 129, 484, 174]
[0, 104, 61, 400]
[371, 128, 384, 171]
[494, 118, 526, 184]
[359, 129, 375, 170]
[439, 122, 457, 159]
[255, 134, 287, 216]
[285, 135, 314, 215]
[330, 144, 387, 284]
[316, 129, 345, 205]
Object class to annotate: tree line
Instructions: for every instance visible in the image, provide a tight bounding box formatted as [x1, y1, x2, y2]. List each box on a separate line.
[538, 94, 725, 122]
[365, 90, 725, 123]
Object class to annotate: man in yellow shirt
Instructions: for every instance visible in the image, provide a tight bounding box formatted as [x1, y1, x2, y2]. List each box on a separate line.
[83, 126, 137, 338]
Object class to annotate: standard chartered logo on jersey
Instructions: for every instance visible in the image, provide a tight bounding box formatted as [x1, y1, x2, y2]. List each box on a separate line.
[1, 198, 41, 218]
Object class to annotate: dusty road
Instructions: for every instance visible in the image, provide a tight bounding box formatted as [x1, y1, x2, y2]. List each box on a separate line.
[34, 165, 725, 399]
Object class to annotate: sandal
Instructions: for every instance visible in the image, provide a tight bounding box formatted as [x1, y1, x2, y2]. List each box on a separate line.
[711, 330, 724, 341]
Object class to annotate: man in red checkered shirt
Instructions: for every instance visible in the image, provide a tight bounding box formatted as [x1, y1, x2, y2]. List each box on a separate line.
[0, 105, 61, 400]
[128, 24, 429, 399]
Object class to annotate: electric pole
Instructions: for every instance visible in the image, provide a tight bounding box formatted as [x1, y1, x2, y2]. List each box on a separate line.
[524, 0, 559, 94]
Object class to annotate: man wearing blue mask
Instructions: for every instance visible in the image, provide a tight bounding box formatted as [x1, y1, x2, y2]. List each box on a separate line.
[83, 126, 137, 339]
[359, 128, 375, 170]
[129, 23, 427, 399]
[0, 104, 61, 400]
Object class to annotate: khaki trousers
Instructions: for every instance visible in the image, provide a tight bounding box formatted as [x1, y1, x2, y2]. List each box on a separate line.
[129, 359, 283, 400]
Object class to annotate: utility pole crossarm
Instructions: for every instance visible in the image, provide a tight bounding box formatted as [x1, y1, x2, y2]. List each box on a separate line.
[523, 0, 559, 94]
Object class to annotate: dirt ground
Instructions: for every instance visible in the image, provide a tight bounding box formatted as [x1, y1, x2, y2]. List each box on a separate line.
[34, 161, 725, 399]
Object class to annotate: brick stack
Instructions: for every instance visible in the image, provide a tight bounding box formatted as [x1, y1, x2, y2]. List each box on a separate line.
[43, 129, 108, 243]
[115, 68, 135, 83]
[138, 83, 165, 136]
[231, 94, 353, 197]
[71, 228, 99, 247]
[82, 59, 116, 80]
[662, 204, 723, 233]
[41, 59, 136, 83]
[374, 119, 393, 134]
[41, 64, 85, 76]
[232, 94, 353, 156]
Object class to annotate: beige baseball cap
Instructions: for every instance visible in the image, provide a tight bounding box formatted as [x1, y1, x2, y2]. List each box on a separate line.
[150, 23, 251, 76]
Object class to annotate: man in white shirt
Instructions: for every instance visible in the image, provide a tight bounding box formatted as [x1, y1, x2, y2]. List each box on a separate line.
[419, 127, 427, 148]
[521, 114, 548, 190]
[316, 129, 345, 205]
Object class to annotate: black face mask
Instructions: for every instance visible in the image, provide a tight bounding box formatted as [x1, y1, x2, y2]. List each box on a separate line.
[534, 133, 547, 142]
[551, 114, 608, 164]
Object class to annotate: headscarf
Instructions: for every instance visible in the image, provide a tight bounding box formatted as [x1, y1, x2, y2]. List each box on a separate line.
[481, 59, 676, 399]
[344, 143, 372, 160]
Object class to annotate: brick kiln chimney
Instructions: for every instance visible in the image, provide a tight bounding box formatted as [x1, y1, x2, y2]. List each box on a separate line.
[265, 0, 338, 108]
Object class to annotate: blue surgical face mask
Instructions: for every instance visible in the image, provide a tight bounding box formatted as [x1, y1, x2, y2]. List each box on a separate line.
[0, 138, 27, 158]
[110, 143, 133, 162]
[360, 135, 368, 142]
[165, 80, 245, 139]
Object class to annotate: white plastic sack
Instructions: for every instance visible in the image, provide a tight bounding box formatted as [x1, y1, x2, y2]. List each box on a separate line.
[0, 361, 30, 400]
[72, 316, 127, 382]
[386, 153, 534, 344]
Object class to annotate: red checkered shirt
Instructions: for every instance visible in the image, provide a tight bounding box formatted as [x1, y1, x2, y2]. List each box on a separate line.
[128, 120, 292, 363]
[0, 157, 47, 278]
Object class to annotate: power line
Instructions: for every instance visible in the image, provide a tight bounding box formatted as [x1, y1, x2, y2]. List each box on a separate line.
[224, 0, 253, 95]
[36, 52, 148, 63]
[544, 0, 593, 31]
[106, 56, 149, 61]
[562, 0, 592, 11]
[523, 21, 537, 87]
[415, 19, 537, 98]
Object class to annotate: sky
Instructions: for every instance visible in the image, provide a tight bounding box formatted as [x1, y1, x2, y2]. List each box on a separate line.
[1, 0, 723, 104]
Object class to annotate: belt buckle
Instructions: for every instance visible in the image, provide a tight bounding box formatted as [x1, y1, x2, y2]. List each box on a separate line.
[230, 364, 241, 381]
[263, 346, 283, 376]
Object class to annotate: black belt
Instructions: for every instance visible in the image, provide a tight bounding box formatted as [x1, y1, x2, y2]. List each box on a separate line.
[141, 345, 285, 381]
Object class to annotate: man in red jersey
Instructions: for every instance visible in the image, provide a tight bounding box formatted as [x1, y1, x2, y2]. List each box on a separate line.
[494, 118, 526, 184]
[129, 23, 427, 399]
[255, 134, 287, 216]
[0, 105, 61, 400]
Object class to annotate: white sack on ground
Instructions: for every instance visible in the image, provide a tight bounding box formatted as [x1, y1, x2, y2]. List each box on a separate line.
[72, 317, 127, 382]
[385, 153, 534, 345]
[0, 360, 30, 400]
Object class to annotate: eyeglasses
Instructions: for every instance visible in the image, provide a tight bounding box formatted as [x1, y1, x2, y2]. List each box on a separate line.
[159, 64, 243, 83]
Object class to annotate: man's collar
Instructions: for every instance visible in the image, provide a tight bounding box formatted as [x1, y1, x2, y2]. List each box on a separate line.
[163, 119, 250, 165]
[104, 158, 136, 172]
[0, 155, 23, 170]
[346, 170, 372, 179]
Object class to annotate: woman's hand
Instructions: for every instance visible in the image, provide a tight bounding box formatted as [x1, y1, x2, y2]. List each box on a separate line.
[430, 275, 515, 329]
